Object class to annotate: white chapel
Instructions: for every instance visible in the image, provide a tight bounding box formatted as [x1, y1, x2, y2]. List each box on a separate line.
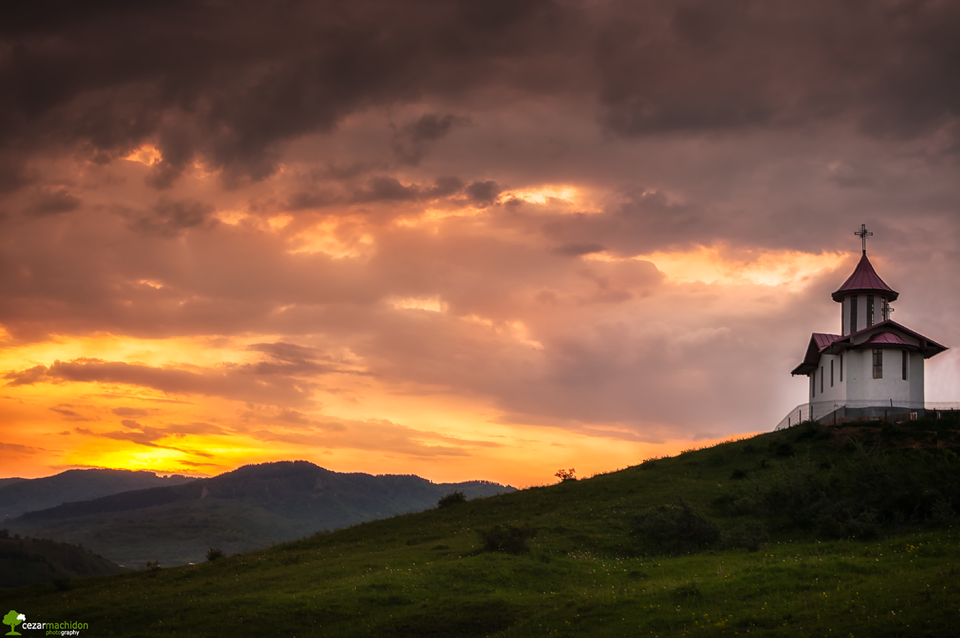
[791, 225, 947, 423]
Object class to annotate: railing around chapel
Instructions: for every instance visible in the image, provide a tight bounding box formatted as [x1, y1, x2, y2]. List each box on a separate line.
[773, 400, 960, 431]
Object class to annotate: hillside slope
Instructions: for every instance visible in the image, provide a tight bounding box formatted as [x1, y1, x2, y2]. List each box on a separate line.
[0, 468, 196, 520]
[7, 461, 514, 565]
[2, 418, 958, 636]
[0, 534, 126, 589]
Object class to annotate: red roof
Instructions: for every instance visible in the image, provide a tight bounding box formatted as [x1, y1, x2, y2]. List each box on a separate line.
[791, 333, 844, 375]
[865, 332, 909, 346]
[791, 319, 948, 376]
[813, 333, 843, 349]
[832, 253, 898, 302]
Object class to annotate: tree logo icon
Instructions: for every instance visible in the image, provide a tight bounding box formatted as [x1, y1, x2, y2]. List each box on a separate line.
[2, 610, 24, 636]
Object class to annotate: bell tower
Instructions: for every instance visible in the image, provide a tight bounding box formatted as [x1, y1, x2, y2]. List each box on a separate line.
[830, 225, 899, 336]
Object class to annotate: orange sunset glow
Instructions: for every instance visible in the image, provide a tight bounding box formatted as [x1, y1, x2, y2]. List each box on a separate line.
[2, 1, 959, 488]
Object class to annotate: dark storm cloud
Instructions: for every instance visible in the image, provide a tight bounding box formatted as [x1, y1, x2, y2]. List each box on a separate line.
[127, 198, 217, 237]
[351, 176, 464, 204]
[23, 187, 82, 216]
[353, 177, 420, 203]
[0, 0, 957, 195]
[282, 190, 338, 212]
[410, 114, 460, 143]
[0, 0, 573, 189]
[465, 181, 501, 206]
[392, 113, 469, 166]
[540, 189, 718, 255]
[595, 1, 960, 141]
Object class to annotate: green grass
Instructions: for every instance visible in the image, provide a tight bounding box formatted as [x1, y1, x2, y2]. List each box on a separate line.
[2, 424, 959, 636]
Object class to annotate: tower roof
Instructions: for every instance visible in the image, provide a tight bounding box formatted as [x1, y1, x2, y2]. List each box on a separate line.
[831, 253, 898, 302]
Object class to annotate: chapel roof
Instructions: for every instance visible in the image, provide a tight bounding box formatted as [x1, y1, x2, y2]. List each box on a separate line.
[831, 253, 898, 302]
[790, 320, 947, 376]
[865, 332, 909, 346]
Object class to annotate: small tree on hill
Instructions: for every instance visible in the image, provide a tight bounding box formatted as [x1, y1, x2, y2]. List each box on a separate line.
[555, 468, 576, 482]
[206, 547, 226, 561]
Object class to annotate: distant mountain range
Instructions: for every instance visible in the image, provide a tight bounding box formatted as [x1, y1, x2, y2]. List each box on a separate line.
[0, 468, 196, 520]
[6, 461, 514, 567]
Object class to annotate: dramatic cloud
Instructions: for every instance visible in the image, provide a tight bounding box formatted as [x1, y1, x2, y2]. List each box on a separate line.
[1, 0, 958, 484]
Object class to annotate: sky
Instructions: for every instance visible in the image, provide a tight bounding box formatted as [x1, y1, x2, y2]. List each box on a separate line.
[2, 0, 959, 486]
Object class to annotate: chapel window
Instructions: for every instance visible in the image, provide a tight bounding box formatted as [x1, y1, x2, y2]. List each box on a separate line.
[850, 296, 858, 333]
[873, 348, 883, 379]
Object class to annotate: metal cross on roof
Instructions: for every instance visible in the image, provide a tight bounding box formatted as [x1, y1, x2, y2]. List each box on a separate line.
[882, 298, 894, 321]
[855, 223, 873, 255]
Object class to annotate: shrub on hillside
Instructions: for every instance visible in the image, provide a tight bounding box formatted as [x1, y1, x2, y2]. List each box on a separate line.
[206, 547, 225, 561]
[632, 500, 721, 555]
[717, 443, 960, 538]
[723, 520, 768, 552]
[51, 577, 71, 591]
[437, 491, 466, 508]
[477, 523, 537, 554]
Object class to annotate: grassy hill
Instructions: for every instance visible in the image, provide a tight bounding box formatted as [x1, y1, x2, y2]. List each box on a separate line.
[0, 533, 126, 589]
[7, 461, 514, 566]
[2, 418, 959, 636]
[0, 468, 196, 520]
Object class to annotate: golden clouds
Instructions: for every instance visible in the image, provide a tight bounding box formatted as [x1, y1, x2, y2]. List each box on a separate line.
[587, 246, 847, 290]
[123, 145, 163, 166]
[392, 296, 446, 312]
[0, 171, 858, 485]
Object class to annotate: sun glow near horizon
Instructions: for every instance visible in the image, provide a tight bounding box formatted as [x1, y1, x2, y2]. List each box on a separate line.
[0, 241, 833, 484]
